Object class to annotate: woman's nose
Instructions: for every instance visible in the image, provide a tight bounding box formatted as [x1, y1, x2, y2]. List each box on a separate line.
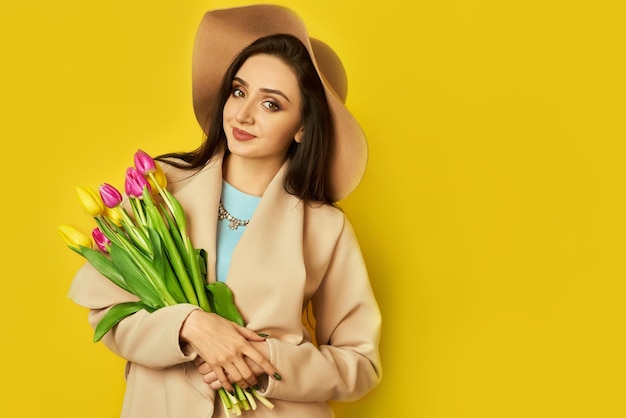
[235, 101, 254, 124]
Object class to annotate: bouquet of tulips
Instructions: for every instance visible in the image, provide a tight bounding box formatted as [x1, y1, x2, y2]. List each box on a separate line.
[58, 149, 274, 416]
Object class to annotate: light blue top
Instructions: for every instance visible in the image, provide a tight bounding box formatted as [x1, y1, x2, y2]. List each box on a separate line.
[216, 180, 261, 282]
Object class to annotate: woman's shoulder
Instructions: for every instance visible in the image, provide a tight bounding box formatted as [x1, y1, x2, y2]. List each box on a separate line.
[301, 202, 363, 257]
[159, 158, 197, 179]
[302, 200, 347, 233]
[303, 199, 343, 215]
[158, 156, 221, 193]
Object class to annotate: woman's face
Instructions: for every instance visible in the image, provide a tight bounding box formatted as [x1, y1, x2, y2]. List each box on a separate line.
[223, 54, 303, 167]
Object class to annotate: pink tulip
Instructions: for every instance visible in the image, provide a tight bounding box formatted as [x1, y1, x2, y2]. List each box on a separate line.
[99, 183, 123, 208]
[134, 149, 156, 175]
[92, 227, 111, 252]
[125, 167, 151, 198]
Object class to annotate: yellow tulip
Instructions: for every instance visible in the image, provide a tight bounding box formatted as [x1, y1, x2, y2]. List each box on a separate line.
[76, 185, 104, 217]
[103, 205, 124, 226]
[57, 225, 93, 249]
[147, 161, 167, 194]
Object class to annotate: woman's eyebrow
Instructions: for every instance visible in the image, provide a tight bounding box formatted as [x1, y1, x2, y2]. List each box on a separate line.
[233, 76, 248, 87]
[260, 88, 290, 102]
[233, 76, 291, 102]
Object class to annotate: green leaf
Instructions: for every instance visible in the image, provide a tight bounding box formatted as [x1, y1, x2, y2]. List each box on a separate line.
[162, 204, 190, 272]
[78, 246, 131, 293]
[127, 224, 152, 258]
[146, 203, 199, 306]
[197, 249, 208, 278]
[162, 257, 188, 304]
[109, 243, 164, 310]
[93, 301, 146, 342]
[147, 226, 165, 277]
[162, 188, 187, 232]
[150, 219, 188, 304]
[185, 236, 210, 312]
[130, 196, 147, 228]
[206, 282, 244, 326]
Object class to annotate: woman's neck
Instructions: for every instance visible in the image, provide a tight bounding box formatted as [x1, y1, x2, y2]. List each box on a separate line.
[222, 154, 285, 197]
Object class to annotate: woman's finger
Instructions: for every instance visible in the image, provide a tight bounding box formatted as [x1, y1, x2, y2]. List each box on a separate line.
[220, 360, 255, 390]
[212, 366, 234, 394]
[200, 370, 217, 383]
[230, 356, 259, 388]
[235, 324, 268, 342]
[241, 346, 280, 382]
[197, 362, 211, 376]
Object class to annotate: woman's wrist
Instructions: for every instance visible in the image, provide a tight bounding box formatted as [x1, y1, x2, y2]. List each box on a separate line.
[179, 309, 205, 344]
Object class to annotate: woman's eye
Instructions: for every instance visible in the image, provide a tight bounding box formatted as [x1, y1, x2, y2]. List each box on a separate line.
[232, 88, 245, 98]
[262, 101, 280, 111]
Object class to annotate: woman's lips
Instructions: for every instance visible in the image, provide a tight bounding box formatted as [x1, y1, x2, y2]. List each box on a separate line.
[232, 127, 256, 141]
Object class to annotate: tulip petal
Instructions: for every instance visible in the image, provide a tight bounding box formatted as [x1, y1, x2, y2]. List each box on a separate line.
[58, 225, 92, 249]
[147, 161, 167, 194]
[99, 183, 123, 208]
[134, 149, 156, 175]
[103, 205, 124, 227]
[92, 227, 111, 252]
[76, 186, 104, 217]
[125, 167, 151, 198]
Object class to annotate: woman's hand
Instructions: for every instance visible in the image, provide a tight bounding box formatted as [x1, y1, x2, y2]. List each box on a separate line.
[195, 341, 270, 390]
[180, 310, 277, 393]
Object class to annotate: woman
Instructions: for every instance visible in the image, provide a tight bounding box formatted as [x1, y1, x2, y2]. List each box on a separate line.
[69, 5, 381, 418]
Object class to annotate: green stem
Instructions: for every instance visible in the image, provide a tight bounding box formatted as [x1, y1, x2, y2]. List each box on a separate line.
[217, 389, 232, 417]
[235, 385, 250, 411]
[145, 178, 209, 311]
[225, 391, 241, 415]
[148, 172, 181, 228]
[143, 193, 199, 306]
[128, 197, 147, 228]
[252, 389, 275, 410]
[243, 388, 257, 410]
[185, 235, 210, 312]
[163, 207, 209, 309]
[162, 205, 189, 265]
[117, 204, 151, 256]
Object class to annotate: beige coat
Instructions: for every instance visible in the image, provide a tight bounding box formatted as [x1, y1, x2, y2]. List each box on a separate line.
[69, 153, 382, 418]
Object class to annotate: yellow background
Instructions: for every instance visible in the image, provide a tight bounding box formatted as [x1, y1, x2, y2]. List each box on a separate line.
[2, 0, 625, 417]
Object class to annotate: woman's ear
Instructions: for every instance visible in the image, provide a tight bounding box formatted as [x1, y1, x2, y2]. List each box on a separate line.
[294, 127, 304, 143]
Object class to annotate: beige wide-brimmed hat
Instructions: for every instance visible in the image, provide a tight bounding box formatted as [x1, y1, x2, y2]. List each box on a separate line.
[192, 4, 367, 201]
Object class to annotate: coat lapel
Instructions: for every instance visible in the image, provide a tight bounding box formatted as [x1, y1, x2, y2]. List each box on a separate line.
[225, 165, 308, 337]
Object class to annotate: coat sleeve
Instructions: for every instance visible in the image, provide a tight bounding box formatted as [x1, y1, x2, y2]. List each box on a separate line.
[68, 262, 201, 368]
[262, 217, 382, 402]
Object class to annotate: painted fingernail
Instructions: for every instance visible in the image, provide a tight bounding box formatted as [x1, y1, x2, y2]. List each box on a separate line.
[273, 372, 282, 381]
[257, 333, 269, 337]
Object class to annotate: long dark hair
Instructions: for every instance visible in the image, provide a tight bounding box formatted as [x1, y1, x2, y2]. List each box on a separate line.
[158, 34, 334, 204]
